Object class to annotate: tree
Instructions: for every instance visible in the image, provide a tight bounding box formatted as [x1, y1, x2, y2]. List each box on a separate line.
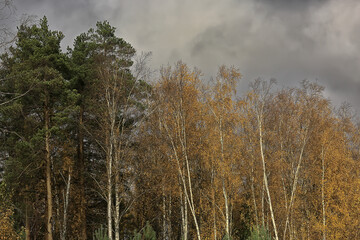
[246, 79, 279, 240]
[81, 20, 149, 240]
[0, 16, 75, 240]
[205, 66, 242, 239]
[155, 62, 203, 240]
[68, 31, 98, 239]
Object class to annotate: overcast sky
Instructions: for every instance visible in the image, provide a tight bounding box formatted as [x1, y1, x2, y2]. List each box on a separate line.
[11, 0, 360, 113]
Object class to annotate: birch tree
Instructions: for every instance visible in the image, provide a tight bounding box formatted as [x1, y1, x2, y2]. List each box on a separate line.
[248, 79, 279, 240]
[206, 66, 241, 239]
[156, 62, 203, 240]
[88, 21, 136, 240]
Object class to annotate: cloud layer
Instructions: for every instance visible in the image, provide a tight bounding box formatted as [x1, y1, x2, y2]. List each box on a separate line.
[14, 0, 360, 112]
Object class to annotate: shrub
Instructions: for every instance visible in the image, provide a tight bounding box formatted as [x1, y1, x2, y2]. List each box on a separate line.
[93, 225, 110, 240]
[247, 225, 272, 240]
[132, 221, 156, 240]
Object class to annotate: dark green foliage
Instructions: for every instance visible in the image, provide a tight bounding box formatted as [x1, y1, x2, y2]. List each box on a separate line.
[0, 16, 77, 238]
[93, 225, 110, 240]
[132, 221, 156, 240]
[132, 231, 142, 240]
[143, 221, 156, 240]
[247, 226, 272, 240]
[223, 234, 232, 240]
[67, 19, 152, 239]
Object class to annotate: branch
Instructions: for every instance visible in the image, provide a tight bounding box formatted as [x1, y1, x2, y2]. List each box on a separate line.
[0, 87, 33, 106]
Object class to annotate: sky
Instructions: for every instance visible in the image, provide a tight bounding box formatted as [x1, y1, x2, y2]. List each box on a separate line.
[10, 0, 360, 114]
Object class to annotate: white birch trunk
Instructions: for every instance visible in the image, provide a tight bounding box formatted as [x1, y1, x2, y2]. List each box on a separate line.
[106, 103, 115, 240]
[283, 130, 307, 239]
[258, 116, 279, 240]
[219, 116, 230, 238]
[261, 180, 265, 227]
[114, 173, 120, 240]
[223, 183, 230, 238]
[114, 131, 121, 240]
[61, 170, 71, 240]
[168, 194, 172, 239]
[321, 146, 326, 240]
[251, 165, 259, 229]
[162, 185, 167, 240]
[179, 103, 201, 240]
[107, 150, 113, 240]
[105, 77, 118, 240]
[162, 104, 201, 240]
[212, 166, 217, 240]
[180, 189, 188, 240]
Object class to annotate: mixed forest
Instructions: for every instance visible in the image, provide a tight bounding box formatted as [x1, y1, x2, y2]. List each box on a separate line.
[0, 16, 360, 240]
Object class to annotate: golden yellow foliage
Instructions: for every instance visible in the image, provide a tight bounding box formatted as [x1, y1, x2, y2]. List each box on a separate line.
[0, 208, 18, 240]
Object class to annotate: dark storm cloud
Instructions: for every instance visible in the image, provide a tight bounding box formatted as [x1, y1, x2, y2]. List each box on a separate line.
[255, 0, 328, 10]
[13, 0, 122, 48]
[12, 0, 360, 112]
[188, 0, 360, 112]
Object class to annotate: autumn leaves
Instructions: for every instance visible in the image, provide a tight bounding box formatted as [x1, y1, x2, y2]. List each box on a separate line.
[138, 63, 360, 239]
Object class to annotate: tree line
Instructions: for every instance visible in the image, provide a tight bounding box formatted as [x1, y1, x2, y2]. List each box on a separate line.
[0, 17, 359, 240]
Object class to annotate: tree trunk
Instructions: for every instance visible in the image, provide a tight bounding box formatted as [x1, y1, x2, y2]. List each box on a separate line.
[61, 169, 71, 240]
[184, 154, 201, 240]
[112, 114, 123, 240]
[180, 117, 201, 240]
[212, 167, 217, 240]
[78, 105, 87, 239]
[281, 176, 290, 239]
[106, 131, 113, 240]
[25, 204, 30, 240]
[162, 186, 167, 240]
[261, 180, 265, 227]
[163, 114, 201, 240]
[251, 165, 259, 229]
[258, 119, 279, 240]
[219, 116, 231, 239]
[168, 194, 172, 239]
[283, 132, 307, 240]
[180, 189, 188, 240]
[106, 79, 117, 240]
[114, 153, 121, 240]
[321, 147, 326, 240]
[223, 183, 230, 238]
[45, 100, 53, 240]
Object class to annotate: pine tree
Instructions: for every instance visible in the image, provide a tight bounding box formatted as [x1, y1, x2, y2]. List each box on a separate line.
[0, 16, 76, 239]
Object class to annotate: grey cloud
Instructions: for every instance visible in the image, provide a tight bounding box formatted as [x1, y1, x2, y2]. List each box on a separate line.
[255, 0, 329, 10]
[188, 0, 360, 112]
[10, 0, 360, 112]
[14, 0, 117, 48]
